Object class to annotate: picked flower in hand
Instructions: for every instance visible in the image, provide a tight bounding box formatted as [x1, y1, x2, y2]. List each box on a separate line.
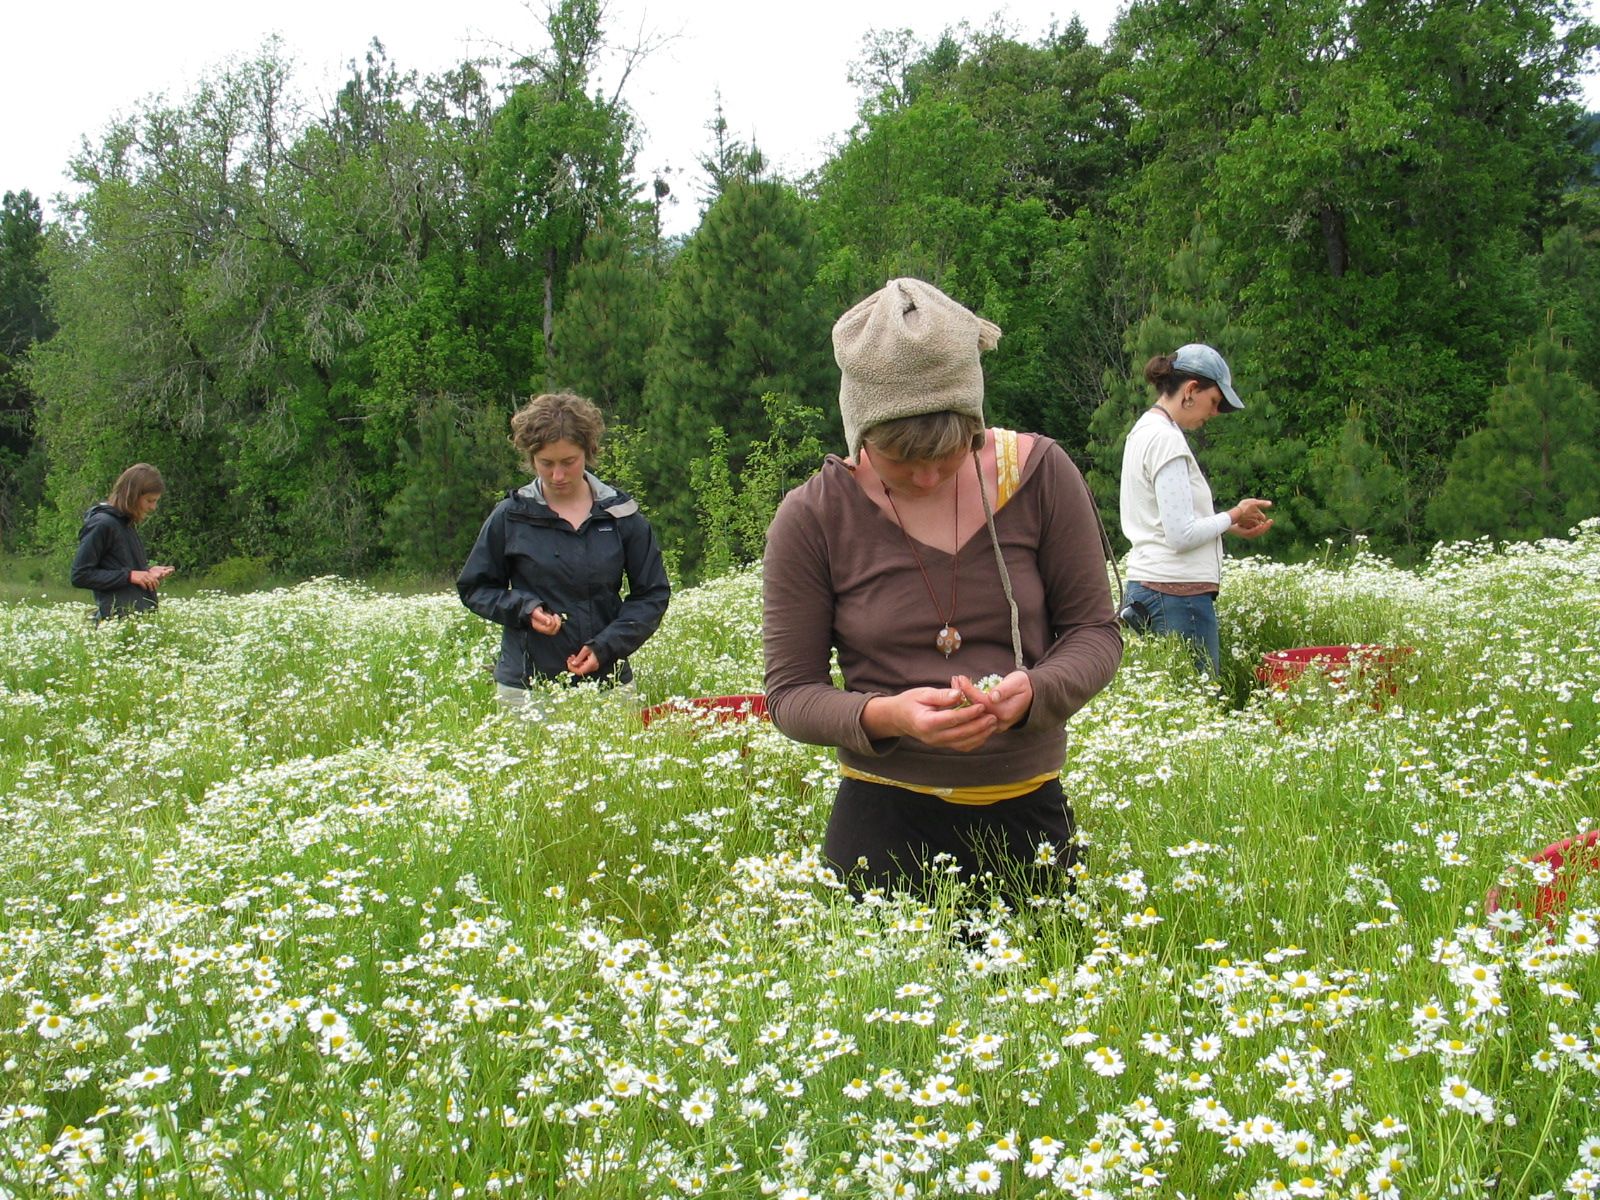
[955, 674, 1007, 707]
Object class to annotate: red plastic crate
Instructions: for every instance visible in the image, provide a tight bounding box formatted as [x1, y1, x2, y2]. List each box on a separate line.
[1256, 645, 1413, 703]
[1486, 830, 1600, 925]
[639, 693, 770, 728]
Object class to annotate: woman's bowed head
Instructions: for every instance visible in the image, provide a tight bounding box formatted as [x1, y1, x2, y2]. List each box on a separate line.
[108, 465, 175, 589]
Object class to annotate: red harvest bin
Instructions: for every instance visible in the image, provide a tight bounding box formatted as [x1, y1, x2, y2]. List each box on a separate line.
[1256, 644, 1413, 697]
[639, 693, 770, 728]
[1486, 830, 1600, 925]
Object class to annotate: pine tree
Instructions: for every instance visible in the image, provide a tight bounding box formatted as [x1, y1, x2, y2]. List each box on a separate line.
[1428, 332, 1600, 544]
[382, 399, 510, 574]
[1301, 407, 1410, 546]
[638, 176, 834, 572]
[550, 219, 661, 427]
[1537, 224, 1600, 394]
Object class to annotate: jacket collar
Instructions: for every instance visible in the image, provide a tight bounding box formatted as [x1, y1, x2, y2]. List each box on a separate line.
[513, 471, 640, 518]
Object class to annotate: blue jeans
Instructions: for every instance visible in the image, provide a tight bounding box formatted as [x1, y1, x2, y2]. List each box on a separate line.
[1121, 582, 1220, 677]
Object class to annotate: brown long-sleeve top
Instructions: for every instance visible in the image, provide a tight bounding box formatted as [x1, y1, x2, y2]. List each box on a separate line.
[762, 437, 1122, 789]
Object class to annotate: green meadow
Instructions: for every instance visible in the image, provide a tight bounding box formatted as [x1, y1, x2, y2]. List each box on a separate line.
[1, 524, 1598, 1199]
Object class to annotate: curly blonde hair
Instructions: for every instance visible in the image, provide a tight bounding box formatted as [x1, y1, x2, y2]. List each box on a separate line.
[509, 393, 605, 468]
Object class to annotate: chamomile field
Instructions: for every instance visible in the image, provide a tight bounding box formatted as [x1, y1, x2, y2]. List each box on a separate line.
[1, 524, 1598, 1200]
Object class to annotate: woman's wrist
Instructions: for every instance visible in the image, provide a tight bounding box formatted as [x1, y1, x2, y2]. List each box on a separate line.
[861, 695, 901, 740]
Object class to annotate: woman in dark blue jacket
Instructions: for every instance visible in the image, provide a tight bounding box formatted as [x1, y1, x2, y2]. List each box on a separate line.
[71, 463, 175, 622]
[458, 393, 670, 707]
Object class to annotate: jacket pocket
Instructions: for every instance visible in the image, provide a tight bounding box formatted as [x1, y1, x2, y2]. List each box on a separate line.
[590, 522, 627, 592]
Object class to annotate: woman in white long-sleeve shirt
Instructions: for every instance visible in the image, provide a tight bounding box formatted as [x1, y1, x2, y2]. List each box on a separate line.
[1118, 344, 1273, 676]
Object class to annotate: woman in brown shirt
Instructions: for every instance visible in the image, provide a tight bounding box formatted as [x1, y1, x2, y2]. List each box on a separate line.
[762, 279, 1121, 898]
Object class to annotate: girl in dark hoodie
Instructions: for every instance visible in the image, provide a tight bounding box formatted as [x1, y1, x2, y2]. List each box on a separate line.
[71, 463, 174, 621]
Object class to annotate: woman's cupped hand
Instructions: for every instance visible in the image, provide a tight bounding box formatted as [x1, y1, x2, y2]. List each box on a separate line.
[953, 670, 1033, 732]
[863, 671, 1032, 752]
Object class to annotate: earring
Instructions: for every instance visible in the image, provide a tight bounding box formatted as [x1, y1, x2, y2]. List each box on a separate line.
[1181, 398, 1194, 410]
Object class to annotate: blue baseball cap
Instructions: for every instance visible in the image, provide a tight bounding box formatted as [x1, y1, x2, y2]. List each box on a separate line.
[1171, 343, 1244, 411]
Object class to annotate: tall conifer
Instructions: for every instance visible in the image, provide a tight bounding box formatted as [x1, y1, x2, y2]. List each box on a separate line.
[550, 220, 661, 427]
[638, 176, 833, 572]
[1428, 333, 1600, 543]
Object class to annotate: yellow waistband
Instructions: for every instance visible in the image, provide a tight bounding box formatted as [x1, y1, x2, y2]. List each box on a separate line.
[838, 765, 1059, 806]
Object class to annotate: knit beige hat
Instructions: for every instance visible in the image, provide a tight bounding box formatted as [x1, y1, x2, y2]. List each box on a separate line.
[833, 278, 1003, 458]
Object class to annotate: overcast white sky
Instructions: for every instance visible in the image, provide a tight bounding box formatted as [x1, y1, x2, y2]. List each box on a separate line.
[5, 0, 1598, 239]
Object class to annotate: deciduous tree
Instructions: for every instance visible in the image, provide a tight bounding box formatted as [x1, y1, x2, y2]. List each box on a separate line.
[482, 0, 639, 381]
[814, 20, 1133, 446]
[1107, 0, 1599, 503]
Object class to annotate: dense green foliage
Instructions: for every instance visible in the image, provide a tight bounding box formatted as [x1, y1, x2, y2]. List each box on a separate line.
[0, 190, 51, 545]
[6, 0, 1599, 580]
[640, 176, 835, 572]
[1427, 331, 1600, 542]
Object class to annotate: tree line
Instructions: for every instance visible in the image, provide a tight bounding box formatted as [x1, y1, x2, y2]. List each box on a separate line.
[2, 0, 1598, 585]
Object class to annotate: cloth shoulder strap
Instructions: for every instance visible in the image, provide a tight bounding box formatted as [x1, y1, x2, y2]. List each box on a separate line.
[1080, 469, 1125, 609]
[993, 427, 1022, 508]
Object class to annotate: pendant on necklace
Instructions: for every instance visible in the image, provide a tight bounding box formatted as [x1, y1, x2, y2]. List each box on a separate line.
[936, 625, 962, 657]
